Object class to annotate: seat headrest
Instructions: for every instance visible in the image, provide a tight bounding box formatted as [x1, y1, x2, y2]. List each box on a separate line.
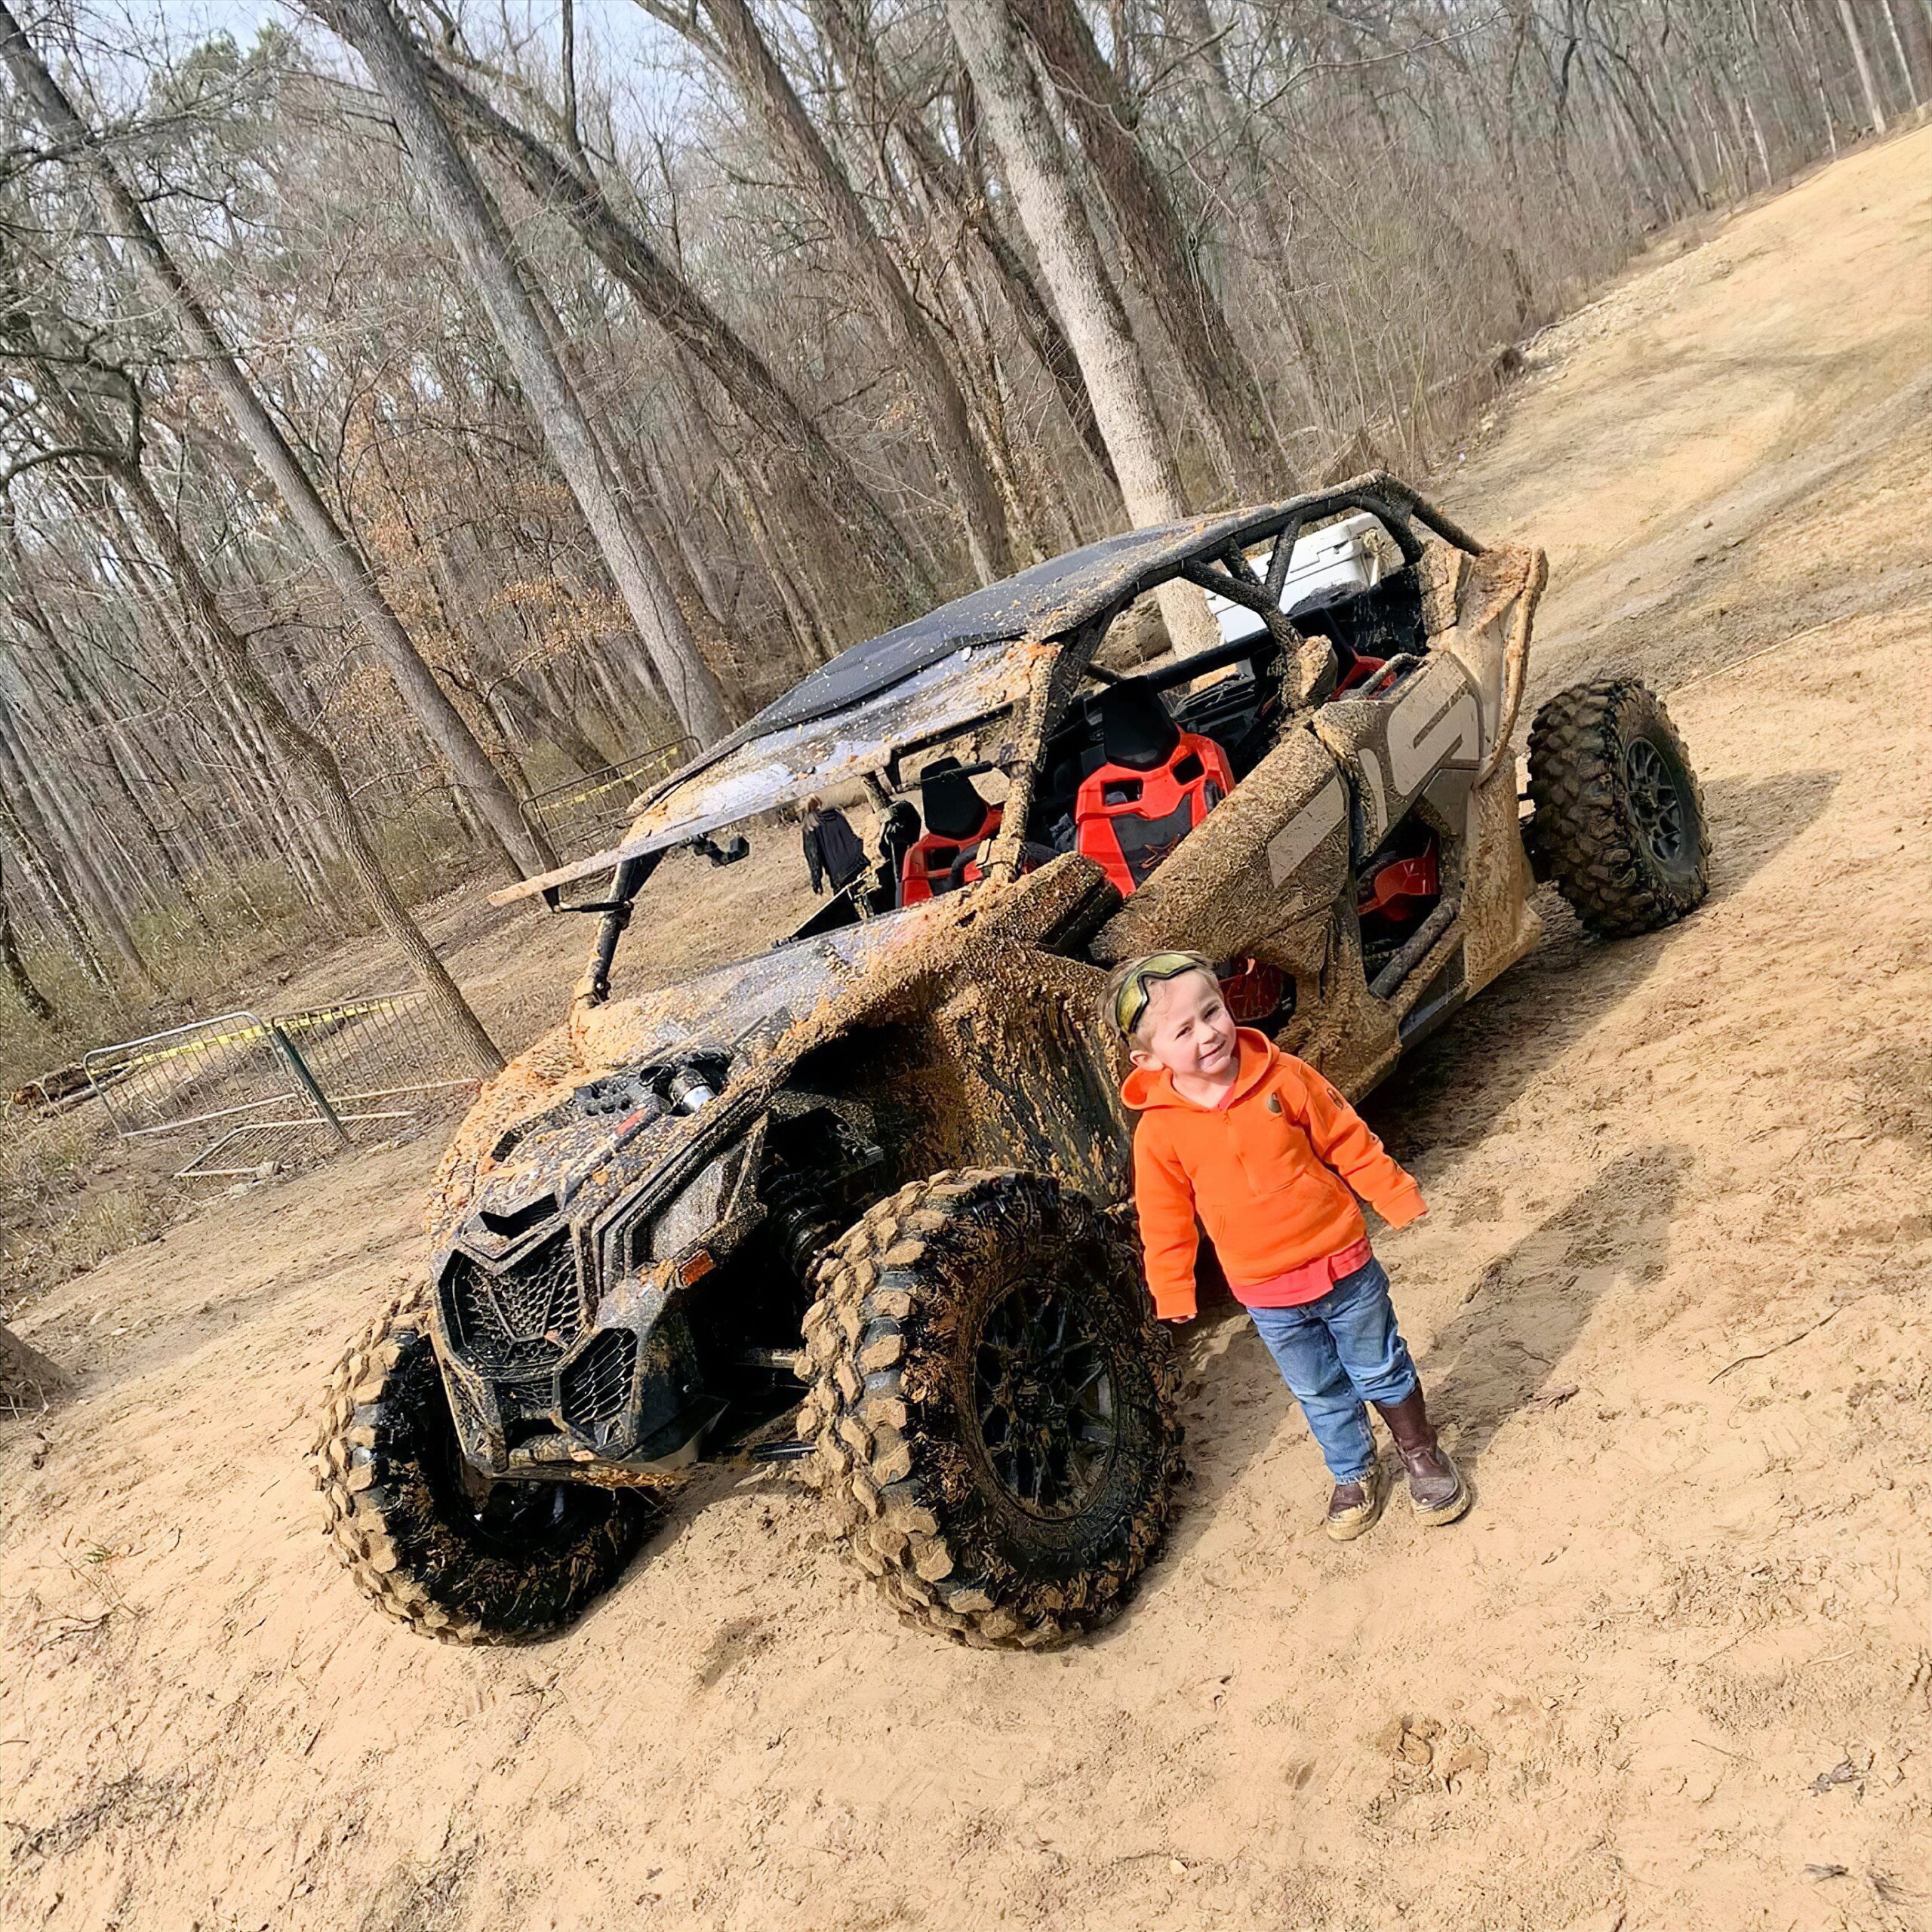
[919, 757, 989, 841]
[1097, 681, 1181, 772]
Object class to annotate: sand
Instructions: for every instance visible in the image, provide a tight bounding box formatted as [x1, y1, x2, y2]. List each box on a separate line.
[5, 127, 1930, 1932]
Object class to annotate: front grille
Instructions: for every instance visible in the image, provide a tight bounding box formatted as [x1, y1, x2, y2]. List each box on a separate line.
[559, 1329, 638, 1443]
[443, 1365, 490, 1447]
[444, 1234, 583, 1376]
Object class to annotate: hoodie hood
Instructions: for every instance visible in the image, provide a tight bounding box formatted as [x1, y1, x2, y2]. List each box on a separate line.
[1121, 1026, 1278, 1112]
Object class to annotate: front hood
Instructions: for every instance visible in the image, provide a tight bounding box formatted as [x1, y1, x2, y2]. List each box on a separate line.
[428, 904, 949, 1254]
[430, 855, 1118, 1254]
[573, 904, 939, 1070]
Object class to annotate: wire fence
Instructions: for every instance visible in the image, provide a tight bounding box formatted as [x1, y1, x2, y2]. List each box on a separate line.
[84, 990, 478, 1181]
[522, 739, 696, 860]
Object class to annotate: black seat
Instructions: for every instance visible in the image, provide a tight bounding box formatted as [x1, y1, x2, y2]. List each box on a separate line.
[1094, 680, 1183, 771]
[919, 756, 992, 840]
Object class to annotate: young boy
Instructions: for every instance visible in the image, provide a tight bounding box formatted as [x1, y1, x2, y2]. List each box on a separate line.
[1108, 951, 1469, 1540]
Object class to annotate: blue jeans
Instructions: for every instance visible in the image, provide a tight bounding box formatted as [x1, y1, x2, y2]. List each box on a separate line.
[1247, 1259, 1418, 1482]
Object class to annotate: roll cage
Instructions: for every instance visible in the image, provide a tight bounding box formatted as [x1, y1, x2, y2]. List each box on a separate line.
[516, 475, 1488, 995]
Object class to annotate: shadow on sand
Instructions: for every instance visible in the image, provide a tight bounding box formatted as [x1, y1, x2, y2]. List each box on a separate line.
[1420, 1141, 1693, 1466]
[1361, 768, 1838, 1177]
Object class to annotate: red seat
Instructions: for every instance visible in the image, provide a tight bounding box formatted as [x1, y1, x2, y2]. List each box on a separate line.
[900, 804, 1003, 904]
[1358, 844, 1438, 920]
[1074, 734, 1233, 896]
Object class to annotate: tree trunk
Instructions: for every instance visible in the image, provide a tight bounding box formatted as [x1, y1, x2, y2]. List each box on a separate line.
[1874, 0, 1921, 102]
[1835, 0, 1890, 128]
[1, 525, 208, 922]
[1906, 0, 1932, 94]
[804, 0, 1120, 497]
[318, 0, 733, 748]
[946, 0, 1219, 654]
[0, 0, 552, 884]
[415, 50, 935, 613]
[1008, 0, 1278, 494]
[645, 0, 1017, 583]
[0, 705, 158, 995]
[902, 99, 1123, 493]
[1161, 0, 1326, 441]
[0, 854, 56, 1021]
[136, 488, 503, 1073]
[0, 702, 126, 999]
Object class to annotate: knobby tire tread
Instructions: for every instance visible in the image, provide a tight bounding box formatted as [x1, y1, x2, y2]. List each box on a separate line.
[310, 1284, 645, 1644]
[1527, 677, 1709, 937]
[798, 1169, 1183, 1650]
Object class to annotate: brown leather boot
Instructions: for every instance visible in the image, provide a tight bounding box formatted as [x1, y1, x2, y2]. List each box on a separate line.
[1374, 1387, 1471, 1525]
[1324, 1461, 1387, 1542]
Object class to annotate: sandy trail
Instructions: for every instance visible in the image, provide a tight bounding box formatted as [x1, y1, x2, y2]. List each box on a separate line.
[6, 130, 1930, 1932]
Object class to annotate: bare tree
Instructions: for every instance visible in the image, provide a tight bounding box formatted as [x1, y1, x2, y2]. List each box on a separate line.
[414, 48, 936, 608]
[946, 0, 1218, 651]
[0, 696, 125, 999]
[316, 0, 734, 747]
[1008, 0, 1278, 492]
[802, 0, 1121, 493]
[0, 0, 556, 882]
[0, 853, 54, 1020]
[633, 0, 1020, 582]
[1835, 0, 1890, 124]
[1, 292, 503, 1076]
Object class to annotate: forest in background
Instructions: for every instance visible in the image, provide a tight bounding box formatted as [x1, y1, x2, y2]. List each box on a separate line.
[2, 0, 1927, 1091]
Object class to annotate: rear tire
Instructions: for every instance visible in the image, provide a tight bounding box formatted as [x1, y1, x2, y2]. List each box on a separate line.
[1527, 677, 1709, 936]
[311, 1291, 648, 1644]
[799, 1169, 1183, 1648]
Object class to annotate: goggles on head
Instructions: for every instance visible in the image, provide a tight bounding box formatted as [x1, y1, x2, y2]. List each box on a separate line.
[1111, 950, 1217, 1040]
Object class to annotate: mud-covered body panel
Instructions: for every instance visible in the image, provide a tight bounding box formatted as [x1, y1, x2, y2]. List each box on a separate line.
[1094, 728, 1350, 958]
[1312, 653, 1484, 862]
[429, 860, 1130, 1484]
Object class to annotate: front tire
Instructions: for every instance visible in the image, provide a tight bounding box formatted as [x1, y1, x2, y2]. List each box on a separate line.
[799, 1170, 1183, 1648]
[311, 1291, 648, 1644]
[1527, 677, 1709, 936]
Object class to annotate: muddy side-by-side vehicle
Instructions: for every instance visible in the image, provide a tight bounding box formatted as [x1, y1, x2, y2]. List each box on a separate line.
[313, 473, 1708, 1649]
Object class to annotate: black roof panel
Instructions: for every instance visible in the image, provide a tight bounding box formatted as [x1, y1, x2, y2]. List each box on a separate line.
[724, 503, 1287, 746]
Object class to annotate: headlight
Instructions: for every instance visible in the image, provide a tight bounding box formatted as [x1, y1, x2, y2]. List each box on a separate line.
[648, 1051, 728, 1117]
[649, 1152, 734, 1262]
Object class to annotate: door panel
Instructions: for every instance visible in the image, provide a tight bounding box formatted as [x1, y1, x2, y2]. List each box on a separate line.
[1312, 653, 1484, 860]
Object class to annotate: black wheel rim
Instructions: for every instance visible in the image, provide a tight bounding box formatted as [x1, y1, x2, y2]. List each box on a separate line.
[1624, 737, 1687, 866]
[972, 1281, 1118, 1520]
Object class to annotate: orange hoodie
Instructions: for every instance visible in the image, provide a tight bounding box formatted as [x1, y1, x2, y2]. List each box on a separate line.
[1122, 1029, 1426, 1320]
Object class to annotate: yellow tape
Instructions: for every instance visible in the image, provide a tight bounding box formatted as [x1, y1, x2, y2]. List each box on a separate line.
[281, 999, 395, 1029]
[101, 997, 409, 1076]
[110, 1024, 269, 1073]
